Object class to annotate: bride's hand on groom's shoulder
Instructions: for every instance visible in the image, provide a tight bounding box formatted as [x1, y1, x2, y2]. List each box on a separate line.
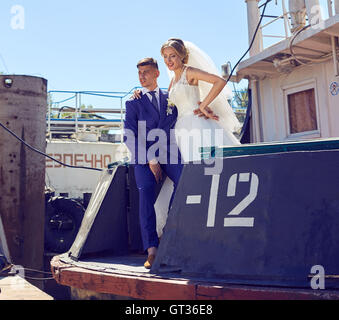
[131, 89, 142, 100]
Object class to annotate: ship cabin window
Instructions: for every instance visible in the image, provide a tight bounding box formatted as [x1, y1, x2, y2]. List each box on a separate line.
[288, 89, 317, 133]
[284, 82, 320, 138]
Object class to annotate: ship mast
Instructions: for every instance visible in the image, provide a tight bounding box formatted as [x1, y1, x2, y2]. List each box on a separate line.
[246, 0, 263, 57]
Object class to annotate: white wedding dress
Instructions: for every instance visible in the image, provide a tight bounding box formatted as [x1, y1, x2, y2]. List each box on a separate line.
[170, 67, 240, 162]
[154, 41, 241, 236]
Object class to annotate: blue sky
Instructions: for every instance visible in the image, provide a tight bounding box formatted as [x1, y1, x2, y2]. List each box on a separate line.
[0, 0, 296, 103]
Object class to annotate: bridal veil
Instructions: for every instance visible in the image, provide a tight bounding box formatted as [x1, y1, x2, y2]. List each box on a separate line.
[169, 40, 241, 134]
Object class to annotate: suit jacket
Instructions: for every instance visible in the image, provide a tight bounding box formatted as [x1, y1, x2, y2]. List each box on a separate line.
[124, 89, 179, 165]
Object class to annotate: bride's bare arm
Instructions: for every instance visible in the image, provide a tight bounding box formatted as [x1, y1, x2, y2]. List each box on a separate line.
[187, 67, 226, 120]
[168, 78, 174, 92]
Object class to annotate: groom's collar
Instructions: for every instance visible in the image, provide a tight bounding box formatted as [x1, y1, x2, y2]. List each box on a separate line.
[141, 86, 160, 95]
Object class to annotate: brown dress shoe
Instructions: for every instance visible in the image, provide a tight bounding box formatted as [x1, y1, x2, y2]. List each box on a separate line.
[0, 261, 13, 274]
[144, 254, 156, 269]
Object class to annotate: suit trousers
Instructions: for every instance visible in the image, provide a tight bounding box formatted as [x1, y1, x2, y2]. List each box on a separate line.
[133, 162, 183, 251]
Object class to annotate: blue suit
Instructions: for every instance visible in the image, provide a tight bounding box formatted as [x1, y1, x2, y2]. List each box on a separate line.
[124, 89, 183, 250]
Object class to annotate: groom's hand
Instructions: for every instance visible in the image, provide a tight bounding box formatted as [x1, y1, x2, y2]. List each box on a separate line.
[149, 159, 163, 183]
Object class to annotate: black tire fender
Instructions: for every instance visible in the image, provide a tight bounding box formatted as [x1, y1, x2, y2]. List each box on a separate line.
[44, 196, 85, 253]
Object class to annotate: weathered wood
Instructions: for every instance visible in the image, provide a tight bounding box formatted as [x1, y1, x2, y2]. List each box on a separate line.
[70, 287, 135, 300]
[51, 256, 339, 300]
[51, 256, 196, 300]
[0, 276, 53, 300]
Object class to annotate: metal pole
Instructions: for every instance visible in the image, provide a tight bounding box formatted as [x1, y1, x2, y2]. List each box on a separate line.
[331, 36, 339, 76]
[250, 78, 262, 143]
[335, 0, 339, 14]
[245, 0, 263, 56]
[75, 92, 79, 139]
[282, 0, 290, 38]
[328, 0, 339, 76]
[289, 0, 307, 33]
[48, 95, 51, 141]
[327, 0, 333, 17]
[120, 97, 124, 143]
[79, 92, 82, 116]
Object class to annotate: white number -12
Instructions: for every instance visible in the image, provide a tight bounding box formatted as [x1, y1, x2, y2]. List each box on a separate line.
[207, 173, 259, 228]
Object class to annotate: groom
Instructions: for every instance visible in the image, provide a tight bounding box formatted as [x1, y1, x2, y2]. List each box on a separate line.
[124, 57, 182, 269]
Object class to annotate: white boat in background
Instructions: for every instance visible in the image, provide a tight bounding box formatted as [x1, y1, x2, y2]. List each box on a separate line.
[46, 140, 129, 200]
[45, 90, 130, 201]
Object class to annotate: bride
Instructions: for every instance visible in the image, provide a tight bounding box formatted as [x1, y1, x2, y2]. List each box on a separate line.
[161, 38, 240, 163]
[154, 38, 241, 235]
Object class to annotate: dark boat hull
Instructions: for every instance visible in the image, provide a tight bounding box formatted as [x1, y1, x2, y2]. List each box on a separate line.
[154, 148, 339, 289]
[53, 138, 339, 297]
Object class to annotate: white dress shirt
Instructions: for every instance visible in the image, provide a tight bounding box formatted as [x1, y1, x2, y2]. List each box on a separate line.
[141, 87, 160, 111]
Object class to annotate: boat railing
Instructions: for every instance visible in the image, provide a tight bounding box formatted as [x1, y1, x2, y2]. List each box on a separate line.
[47, 88, 140, 142]
[260, 0, 291, 42]
[47, 88, 247, 142]
[258, 0, 335, 50]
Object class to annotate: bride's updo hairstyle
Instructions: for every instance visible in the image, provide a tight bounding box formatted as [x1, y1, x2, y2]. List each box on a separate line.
[161, 38, 189, 64]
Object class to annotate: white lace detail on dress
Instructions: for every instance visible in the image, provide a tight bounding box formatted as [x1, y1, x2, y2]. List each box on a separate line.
[169, 67, 200, 119]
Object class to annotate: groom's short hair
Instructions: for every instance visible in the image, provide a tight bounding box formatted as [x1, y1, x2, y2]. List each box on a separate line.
[137, 57, 158, 70]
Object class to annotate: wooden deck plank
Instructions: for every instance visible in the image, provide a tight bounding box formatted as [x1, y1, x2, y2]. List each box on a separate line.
[0, 276, 53, 300]
[52, 258, 196, 300]
[51, 256, 339, 300]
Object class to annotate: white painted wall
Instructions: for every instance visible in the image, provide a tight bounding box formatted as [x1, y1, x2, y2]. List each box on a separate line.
[257, 60, 338, 142]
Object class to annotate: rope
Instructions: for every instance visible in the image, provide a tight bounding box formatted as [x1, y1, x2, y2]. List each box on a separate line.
[289, 25, 335, 65]
[225, 0, 271, 84]
[0, 121, 103, 172]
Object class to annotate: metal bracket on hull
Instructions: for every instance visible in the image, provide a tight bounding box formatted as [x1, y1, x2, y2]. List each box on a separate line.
[68, 166, 130, 261]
